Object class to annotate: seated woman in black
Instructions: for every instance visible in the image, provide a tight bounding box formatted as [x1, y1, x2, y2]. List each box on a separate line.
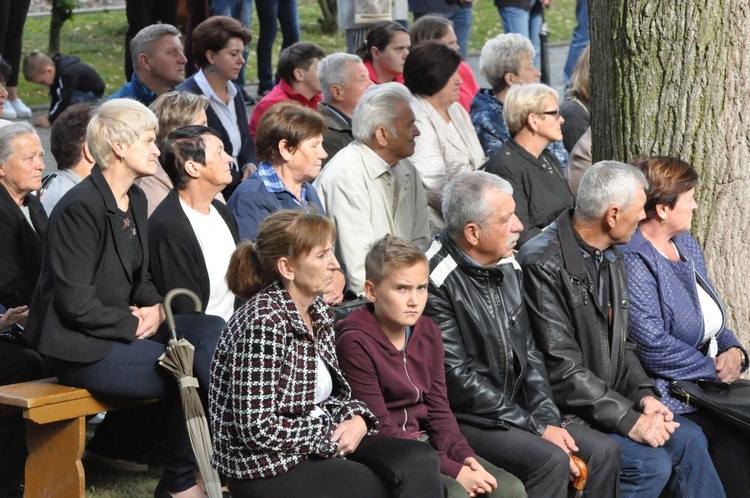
[25, 99, 223, 498]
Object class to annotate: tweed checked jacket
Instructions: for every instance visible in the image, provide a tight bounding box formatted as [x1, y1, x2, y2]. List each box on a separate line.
[209, 281, 377, 479]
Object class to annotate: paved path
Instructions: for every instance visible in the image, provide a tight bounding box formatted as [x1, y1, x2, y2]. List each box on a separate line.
[28, 42, 570, 173]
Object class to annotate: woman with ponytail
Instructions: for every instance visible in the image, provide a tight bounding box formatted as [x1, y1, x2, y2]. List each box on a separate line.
[210, 210, 443, 497]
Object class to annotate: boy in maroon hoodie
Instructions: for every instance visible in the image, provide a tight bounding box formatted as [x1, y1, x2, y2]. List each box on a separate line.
[336, 235, 526, 498]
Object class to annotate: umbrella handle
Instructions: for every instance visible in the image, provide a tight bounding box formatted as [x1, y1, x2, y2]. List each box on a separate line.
[163, 288, 203, 340]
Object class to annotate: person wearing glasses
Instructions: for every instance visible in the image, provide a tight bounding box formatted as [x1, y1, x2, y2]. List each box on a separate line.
[483, 83, 573, 249]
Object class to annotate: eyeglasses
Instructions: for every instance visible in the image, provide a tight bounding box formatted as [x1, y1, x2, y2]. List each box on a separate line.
[538, 109, 561, 120]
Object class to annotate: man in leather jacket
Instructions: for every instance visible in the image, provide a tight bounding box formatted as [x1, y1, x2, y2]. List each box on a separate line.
[424, 170, 620, 498]
[517, 161, 724, 498]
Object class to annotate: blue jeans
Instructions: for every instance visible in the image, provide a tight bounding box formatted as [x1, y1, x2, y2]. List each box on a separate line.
[608, 414, 725, 498]
[210, 0, 253, 89]
[498, 0, 543, 68]
[413, 6, 473, 60]
[563, 0, 589, 85]
[255, 0, 300, 93]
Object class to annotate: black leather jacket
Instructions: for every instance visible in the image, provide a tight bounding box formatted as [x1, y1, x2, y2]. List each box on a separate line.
[423, 231, 561, 435]
[517, 210, 659, 436]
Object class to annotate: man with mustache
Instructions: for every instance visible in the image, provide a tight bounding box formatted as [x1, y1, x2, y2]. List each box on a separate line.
[422, 170, 620, 497]
[517, 161, 723, 497]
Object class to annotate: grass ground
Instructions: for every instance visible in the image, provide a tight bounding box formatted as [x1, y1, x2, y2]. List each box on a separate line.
[22, 1, 576, 496]
[19, 0, 575, 106]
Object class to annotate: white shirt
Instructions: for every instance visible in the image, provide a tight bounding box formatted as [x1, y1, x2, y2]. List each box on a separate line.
[194, 70, 241, 170]
[310, 355, 333, 418]
[180, 199, 236, 321]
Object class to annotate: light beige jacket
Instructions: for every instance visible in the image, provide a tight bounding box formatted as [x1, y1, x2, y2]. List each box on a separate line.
[410, 96, 486, 233]
[314, 141, 430, 295]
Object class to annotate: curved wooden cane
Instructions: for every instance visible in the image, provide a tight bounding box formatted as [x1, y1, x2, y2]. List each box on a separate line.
[569, 455, 588, 498]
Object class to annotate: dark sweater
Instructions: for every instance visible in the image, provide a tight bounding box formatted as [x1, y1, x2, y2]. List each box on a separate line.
[49, 54, 105, 123]
[336, 306, 474, 478]
[484, 138, 573, 248]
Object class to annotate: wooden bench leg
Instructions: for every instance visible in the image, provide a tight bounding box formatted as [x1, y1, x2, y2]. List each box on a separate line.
[24, 417, 85, 498]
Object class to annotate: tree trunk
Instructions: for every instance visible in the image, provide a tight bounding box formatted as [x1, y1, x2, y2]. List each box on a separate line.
[317, 0, 338, 34]
[49, 0, 76, 54]
[590, 2, 750, 345]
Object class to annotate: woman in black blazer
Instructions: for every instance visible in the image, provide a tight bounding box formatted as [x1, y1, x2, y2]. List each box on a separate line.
[25, 99, 222, 498]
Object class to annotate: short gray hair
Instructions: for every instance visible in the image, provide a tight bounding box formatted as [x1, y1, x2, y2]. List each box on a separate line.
[318, 53, 362, 103]
[130, 24, 181, 65]
[352, 82, 414, 142]
[443, 170, 514, 238]
[479, 33, 535, 94]
[504, 83, 558, 137]
[575, 161, 649, 222]
[0, 122, 37, 166]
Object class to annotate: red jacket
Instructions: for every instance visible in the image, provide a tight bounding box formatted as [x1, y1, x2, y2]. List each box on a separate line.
[336, 305, 474, 478]
[249, 79, 322, 138]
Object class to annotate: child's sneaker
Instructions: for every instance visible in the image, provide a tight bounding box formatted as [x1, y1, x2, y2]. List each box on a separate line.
[9, 98, 31, 118]
[1, 101, 17, 119]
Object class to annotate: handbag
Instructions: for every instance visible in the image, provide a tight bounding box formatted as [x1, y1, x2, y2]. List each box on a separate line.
[670, 378, 750, 432]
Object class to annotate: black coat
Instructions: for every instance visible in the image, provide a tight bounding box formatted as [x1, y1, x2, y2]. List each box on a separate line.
[483, 138, 573, 248]
[148, 189, 240, 315]
[423, 231, 561, 435]
[0, 184, 47, 308]
[517, 210, 659, 435]
[25, 166, 162, 363]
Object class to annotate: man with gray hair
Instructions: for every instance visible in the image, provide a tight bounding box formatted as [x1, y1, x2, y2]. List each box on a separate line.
[423, 170, 620, 497]
[314, 82, 430, 295]
[317, 52, 373, 165]
[110, 24, 187, 106]
[517, 161, 724, 497]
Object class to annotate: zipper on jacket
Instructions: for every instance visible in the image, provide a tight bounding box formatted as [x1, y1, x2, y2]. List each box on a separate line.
[401, 352, 420, 431]
[488, 278, 511, 395]
[692, 260, 727, 348]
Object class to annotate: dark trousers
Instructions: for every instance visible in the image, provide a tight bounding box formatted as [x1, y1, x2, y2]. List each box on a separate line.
[226, 435, 443, 497]
[683, 409, 750, 498]
[0, 0, 31, 87]
[0, 342, 48, 496]
[184, 0, 210, 77]
[254, 0, 300, 93]
[460, 422, 621, 498]
[49, 314, 223, 493]
[125, 0, 178, 80]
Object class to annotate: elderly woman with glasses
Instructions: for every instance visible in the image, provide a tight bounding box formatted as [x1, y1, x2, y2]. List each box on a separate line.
[483, 83, 573, 249]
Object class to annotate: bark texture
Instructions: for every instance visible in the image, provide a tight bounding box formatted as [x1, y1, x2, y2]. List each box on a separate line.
[590, 2, 750, 345]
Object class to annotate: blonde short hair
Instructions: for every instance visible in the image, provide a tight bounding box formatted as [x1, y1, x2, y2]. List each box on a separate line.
[149, 91, 209, 142]
[87, 98, 159, 168]
[503, 83, 558, 137]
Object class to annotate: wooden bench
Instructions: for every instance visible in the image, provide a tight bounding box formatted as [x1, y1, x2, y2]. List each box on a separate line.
[0, 378, 156, 498]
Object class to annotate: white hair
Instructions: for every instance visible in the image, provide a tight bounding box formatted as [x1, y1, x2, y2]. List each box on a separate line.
[352, 82, 414, 142]
[575, 161, 648, 222]
[443, 171, 514, 238]
[317, 52, 363, 103]
[479, 33, 535, 93]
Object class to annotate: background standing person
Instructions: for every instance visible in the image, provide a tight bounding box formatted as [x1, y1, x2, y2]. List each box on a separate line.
[559, 45, 589, 153]
[409, 0, 474, 59]
[563, 0, 588, 86]
[124, 0, 178, 81]
[0, 0, 32, 119]
[339, 0, 409, 55]
[211, 210, 445, 497]
[495, 0, 549, 68]
[621, 156, 750, 498]
[255, 0, 301, 98]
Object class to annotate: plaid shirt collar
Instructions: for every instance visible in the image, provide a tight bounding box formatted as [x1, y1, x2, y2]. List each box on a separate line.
[257, 161, 308, 205]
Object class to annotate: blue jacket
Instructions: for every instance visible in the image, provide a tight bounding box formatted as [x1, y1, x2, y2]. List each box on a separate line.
[470, 88, 568, 168]
[621, 229, 745, 414]
[226, 170, 325, 241]
[108, 74, 157, 106]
